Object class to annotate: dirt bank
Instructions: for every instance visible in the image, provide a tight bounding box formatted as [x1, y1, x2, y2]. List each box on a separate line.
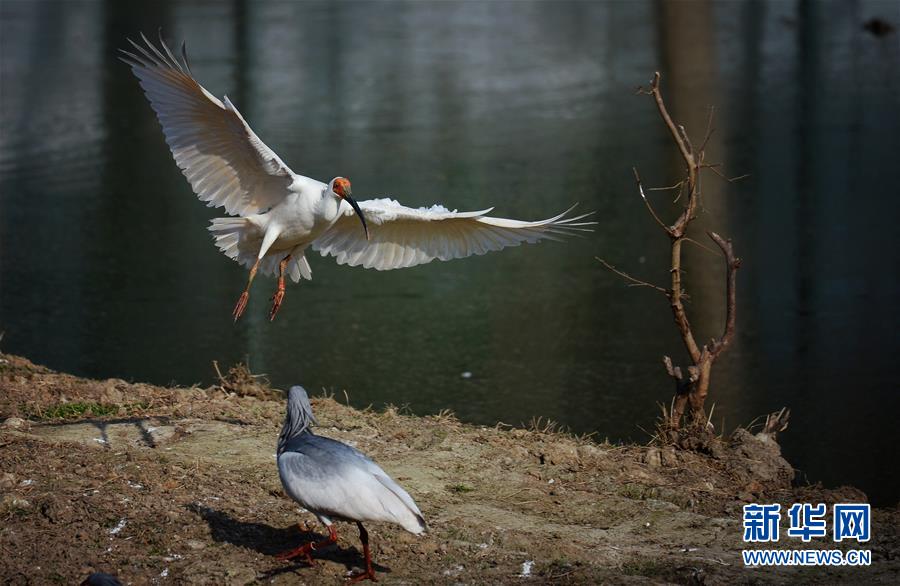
[1, 353, 897, 584]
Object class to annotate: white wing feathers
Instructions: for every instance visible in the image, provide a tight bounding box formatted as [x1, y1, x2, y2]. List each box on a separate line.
[312, 199, 596, 271]
[120, 34, 296, 217]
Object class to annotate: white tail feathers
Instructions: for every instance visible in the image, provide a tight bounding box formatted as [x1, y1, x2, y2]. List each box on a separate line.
[208, 217, 312, 283]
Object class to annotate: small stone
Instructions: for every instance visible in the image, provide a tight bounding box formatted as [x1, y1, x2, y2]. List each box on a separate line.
[543, 443, 579, 466]
[222, 566, 256, 585]
[0, 472, 16, 489]
[660, 446, 678, 467]
[186, 539, 206, 550]
[1, 417, 26, 430]
[577, 444, 605, 460]
[2, 494, 31, 510]
[644, 447, 662, 468]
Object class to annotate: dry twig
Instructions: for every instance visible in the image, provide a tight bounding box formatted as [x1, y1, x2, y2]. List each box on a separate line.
[601, 72, 745, 429]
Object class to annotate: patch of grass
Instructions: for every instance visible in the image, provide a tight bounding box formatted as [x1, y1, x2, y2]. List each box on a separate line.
[618, 483, 648, 500]
[10, 505, 32, 517]
[621, 558, 664, 577]
[429, 409, 458, 424]
[147, 545, 165, 557]
[443, 525, 470, 542]
[30, 401, 119, 420]
[527, 415, 565, 434]
[124, 400, 150, 414]
[542, 558, 580, 579]
[547, 557, 573, 570]
[446, 483, 475, 494]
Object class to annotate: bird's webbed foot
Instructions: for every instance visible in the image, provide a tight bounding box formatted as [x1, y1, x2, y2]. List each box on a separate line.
[274, 543, 316, 565]
[268, 288, 285, 321]
[268, 254, 291, 321]
[275, 523, 337, 565]
[232, 291, 250, 322]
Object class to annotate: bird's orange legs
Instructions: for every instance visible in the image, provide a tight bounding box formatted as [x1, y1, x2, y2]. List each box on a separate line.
[274, 522, 378, 582]
[347, 522, 377, 583]
[275, 523, 338, 564]
[268, 254, 292, 321]
[232, 258, 260, 321]
[232, 254, 292, 322]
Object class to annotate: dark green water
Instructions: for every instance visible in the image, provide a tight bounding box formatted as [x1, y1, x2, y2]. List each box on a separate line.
[1, 1, 898, 505]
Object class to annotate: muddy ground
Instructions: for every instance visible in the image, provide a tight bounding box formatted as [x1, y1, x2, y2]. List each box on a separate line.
[0, 353, 897, 584]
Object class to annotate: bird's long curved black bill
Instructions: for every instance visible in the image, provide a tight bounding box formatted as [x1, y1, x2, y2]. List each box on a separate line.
[345, 194, 369, 240]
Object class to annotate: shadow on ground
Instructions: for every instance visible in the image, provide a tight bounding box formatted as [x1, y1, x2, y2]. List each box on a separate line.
[188, 504, 390, 577]
[36, 416, 175, 448]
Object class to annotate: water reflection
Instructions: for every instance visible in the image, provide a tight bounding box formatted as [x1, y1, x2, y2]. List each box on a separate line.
[0, 0, 897, 505]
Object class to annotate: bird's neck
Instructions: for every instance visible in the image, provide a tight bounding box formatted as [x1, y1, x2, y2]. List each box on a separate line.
[315, 192, 343, 223]
[277, 416, 315, 454]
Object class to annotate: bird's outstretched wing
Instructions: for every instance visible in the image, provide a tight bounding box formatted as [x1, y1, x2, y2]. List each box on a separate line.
[120, 33, 297, 217]
[312, 199, 595, 270]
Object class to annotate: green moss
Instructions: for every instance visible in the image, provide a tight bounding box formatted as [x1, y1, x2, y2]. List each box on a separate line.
[446, 483, 475, 494]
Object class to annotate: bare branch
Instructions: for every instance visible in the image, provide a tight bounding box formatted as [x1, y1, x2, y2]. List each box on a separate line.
[672, 180, 686, 204]
[645, 72, 700, 238]
[682, 237, 720, 256]
[703, 163, 751, 183]
[670, 238, 702, 363]
[596, 258, 668, 294]
[677, 124, 694, 155]
[648, 72, 695, 172]
[646, 180, 685, 193]
[757, 408, 791, 442]
[698, 106, 716, 154]
[633, 167, 670, 233]
[707, 231, 741, 359]
[612, 72, 746, 430]
[663, 355, 682, 380]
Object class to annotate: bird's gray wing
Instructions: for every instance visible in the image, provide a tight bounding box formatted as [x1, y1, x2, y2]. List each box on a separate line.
[373, 473, 425, 528]
[120, 34, 299, 217]
[279, 435, 425, 534]
[313, 198, 595, 271]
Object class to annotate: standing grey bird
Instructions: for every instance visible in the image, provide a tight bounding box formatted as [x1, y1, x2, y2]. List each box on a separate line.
[276, 386, 426, 582]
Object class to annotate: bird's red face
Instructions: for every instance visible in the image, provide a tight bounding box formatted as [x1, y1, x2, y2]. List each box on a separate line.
[332, 177, 352, 199]
[331, 176, 369, 240]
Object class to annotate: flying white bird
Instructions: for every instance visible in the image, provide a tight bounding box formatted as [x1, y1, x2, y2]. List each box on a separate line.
[121, 34, 595, 321]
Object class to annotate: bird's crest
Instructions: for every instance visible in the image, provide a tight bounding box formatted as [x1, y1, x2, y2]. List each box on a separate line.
[277, 386, 318, 454]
